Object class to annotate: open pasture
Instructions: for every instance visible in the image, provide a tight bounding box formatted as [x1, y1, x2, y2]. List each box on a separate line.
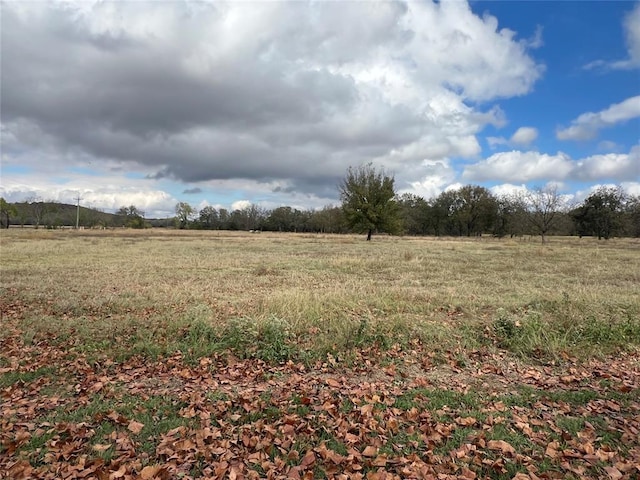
[1, 229, 639, 479]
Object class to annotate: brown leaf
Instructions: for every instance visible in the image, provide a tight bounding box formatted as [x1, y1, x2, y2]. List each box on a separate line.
[92, 444, 112, 452]
[140, 465, 161, 479]
[110, 465, 127, 479]
[487, 439, 515, 455]
[90, 381, 104, 393]
[300, 450, 316, 468]
[460, 467, 476, 479]
[604, 466, 622, 480]
[362, 445, 377, 457]
[127, 420, 144, 435]
[455, 416, 477, 426]
[360, 404, 374, 416]
[287, 467, 301, 480]
[107, 411, 127, 425]
[545, 441, 560, 458]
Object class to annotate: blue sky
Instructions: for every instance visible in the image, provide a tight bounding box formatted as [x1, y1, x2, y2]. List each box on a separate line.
[1, 0, 638, 218]
[474, 1, 638, 155]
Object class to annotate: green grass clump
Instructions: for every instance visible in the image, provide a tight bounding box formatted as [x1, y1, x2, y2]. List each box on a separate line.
[491, 297, 640, 359]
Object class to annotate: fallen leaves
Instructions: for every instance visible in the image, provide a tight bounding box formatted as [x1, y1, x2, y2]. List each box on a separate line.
[127, 420, 144, 435]
[487, 439, 516, 455]
[2, 318, 639, 480]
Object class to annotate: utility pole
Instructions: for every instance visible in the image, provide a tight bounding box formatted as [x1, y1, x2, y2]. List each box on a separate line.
[75, 194, 81, 229]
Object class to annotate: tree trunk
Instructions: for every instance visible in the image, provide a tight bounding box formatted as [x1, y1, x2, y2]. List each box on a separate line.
[366, 229, 372, 241]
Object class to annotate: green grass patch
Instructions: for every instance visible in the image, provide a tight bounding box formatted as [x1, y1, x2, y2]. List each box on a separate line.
[491, 299, 640, 359]
[395, 388, 480, 412]
[0, 366, 57, 388]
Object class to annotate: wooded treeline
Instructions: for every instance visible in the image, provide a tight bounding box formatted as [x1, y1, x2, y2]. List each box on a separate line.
[1, 184, 639, 238]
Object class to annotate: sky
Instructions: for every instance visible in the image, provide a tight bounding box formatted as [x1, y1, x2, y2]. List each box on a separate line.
[1, 0, 639, 218]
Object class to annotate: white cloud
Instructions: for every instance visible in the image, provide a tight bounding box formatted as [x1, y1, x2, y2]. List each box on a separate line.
[510, 127, 538, 146]
[574, 148, 640, 181]
[0, 181, 177, 218]
[556, 96, 640, 141]
[464, 146, 640, 185]
[487, 136, 508, 149]
[621, 181, 640, 196]
[612, 3, 640, 69]
[402, 159, 457, 200]
[597, 140, 621, 152]
[490, 183, 529, 198]
[523, 25, 544, 49]
[463, 151, 574, 182]
[584, 3, 640, 71]
[230, 200, 252, 212]
[487, 126, 538, 149]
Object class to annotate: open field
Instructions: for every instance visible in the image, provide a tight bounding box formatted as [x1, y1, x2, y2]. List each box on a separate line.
[1, 229, 639, 479]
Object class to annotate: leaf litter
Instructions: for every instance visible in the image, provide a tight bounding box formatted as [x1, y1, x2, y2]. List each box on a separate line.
[1, 310, 639, 480]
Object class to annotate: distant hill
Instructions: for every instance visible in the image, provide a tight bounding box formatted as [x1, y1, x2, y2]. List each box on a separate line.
[5, 202, 174, 228]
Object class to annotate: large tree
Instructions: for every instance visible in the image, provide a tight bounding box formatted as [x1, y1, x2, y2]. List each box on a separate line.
[198, 206, 220, 229]
[0, 198, 17, 229]
[117, 205, 146, 228]
[264, 206, 309, 232]
[450, 185, 498, 237]
[494, 195, 528, 238]
[307, 206, 346, 234]
[175, 202, 196, 229]
[622, 194, 640, 237]
[339, 163, 401, 241]
[397, 193, 430, 235]
[228, 204, 265, 231]
[571, 186, 625, 239]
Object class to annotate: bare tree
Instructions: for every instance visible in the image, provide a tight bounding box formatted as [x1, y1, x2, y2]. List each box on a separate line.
[27, 197, 52, 229]
[522, 186, 564, 244]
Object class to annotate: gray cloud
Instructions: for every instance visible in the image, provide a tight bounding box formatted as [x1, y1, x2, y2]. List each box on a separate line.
[1, 1, 543, 200]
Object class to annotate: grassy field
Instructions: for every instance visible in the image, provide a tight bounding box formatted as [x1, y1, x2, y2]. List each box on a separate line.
[1, 229, 639, 479]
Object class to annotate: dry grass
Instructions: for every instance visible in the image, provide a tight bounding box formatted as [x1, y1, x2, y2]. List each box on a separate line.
[1, 229, 639, 362]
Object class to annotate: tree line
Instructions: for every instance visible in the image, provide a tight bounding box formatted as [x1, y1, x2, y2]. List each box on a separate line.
[1, 166, 638, 240]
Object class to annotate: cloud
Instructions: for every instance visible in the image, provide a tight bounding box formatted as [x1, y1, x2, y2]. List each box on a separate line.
[486, 136, 508, 149]
[0, 180, 177, 218]
[597, 140, 621, 152]
[621, 181, 640, 196]
[464, 146, 640, 184]
[487, 126, 538, 149]
[489, 183, 529, 198]
[183, 187, 203, 195]
[231, 200, 252, 212]
[522, 25, 544, 49]
[556, 96, 640, 141]
[584, 3, 640, 70]
[463, 151, 574, 183]
[621, 3, 640, 68]
[574, 146, 640, 181]
[401, 159, 457, 200]
[510, 127, 538, 146]
[1, 0, 543, 205]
